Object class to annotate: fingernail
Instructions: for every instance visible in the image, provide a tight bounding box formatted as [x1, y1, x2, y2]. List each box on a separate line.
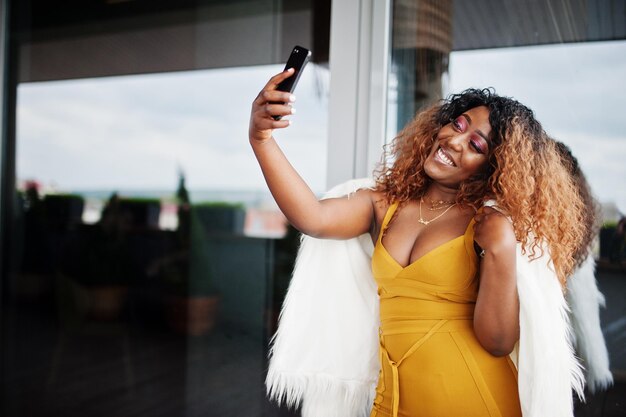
[288, 120, 292, 125]
[289, 95, 296, 102]
[290, 108, 296, 114]
[288, 68, 295, 72]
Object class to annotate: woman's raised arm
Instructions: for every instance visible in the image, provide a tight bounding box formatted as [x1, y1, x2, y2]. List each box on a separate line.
[249, 69, 375, 239]
[472, 207, 520, 357]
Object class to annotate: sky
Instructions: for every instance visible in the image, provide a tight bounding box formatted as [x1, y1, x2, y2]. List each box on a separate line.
[447, 40, 626, 215]
[16, 63, 331, 194]
[16, 40, 626, 213]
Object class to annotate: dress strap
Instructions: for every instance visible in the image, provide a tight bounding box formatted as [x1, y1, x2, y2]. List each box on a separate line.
[379, 319, 448, 417]
[450, 333, 503, 417]
[464, 216, 480, 260]
[377, 202, 399, 244]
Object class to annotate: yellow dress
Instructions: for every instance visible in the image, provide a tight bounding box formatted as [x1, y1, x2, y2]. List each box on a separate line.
[370, 202, 522, 417]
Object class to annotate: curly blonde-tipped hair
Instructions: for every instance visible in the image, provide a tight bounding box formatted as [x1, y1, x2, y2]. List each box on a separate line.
[553, 140, 600, 270]
[375, 88, 585, 285]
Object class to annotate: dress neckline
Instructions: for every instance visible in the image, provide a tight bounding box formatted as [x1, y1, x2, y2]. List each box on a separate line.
[377, 202, 474, 270]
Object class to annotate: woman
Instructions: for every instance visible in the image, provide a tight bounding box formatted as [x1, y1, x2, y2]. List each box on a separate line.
[555, 140, 613, 394]
[251, 69, 585, 416]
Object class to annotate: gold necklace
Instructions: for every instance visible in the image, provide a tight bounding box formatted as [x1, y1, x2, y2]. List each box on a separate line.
[425, 196, 455, 211]
[427, 201, 455, 211]
[418, 197, 456, 225]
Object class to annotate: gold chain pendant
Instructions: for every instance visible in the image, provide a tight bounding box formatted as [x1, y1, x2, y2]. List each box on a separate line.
[418, 197, 456, 226]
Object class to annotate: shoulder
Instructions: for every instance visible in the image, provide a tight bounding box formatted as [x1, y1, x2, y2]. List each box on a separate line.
[473, 206, 517, 246]
[343, 187, 386, 205]
[366, 190, 389, 216]
[476, 206, 513, 226]
[348, 189, 389, 223]
[348, 189, 392, 237]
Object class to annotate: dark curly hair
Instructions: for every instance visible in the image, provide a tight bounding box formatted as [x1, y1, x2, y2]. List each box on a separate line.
[375, 88, 544, 206]
[553, 140, 600, 270]
[375, 88, 586, 284]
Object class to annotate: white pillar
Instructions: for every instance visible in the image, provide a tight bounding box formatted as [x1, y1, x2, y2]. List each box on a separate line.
[326, 0, 391, 188]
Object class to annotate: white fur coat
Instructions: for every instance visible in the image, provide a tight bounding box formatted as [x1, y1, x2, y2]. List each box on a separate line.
[266, 179, 605, 417]
[566, 255, 613, 393]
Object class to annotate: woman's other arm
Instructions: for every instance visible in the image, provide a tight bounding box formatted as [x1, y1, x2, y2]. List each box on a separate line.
[472, 207, 520, 356]
[249, 69, 374, 239]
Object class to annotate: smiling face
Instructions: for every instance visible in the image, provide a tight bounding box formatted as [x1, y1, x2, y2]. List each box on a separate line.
[423, 105, 492, 189]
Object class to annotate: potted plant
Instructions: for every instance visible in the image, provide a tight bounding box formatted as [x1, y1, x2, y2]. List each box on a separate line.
[161, 174, 220, 336]
[161, 241, 220, 336]
[42, 193, 85, 231]
[599, 221, 617, 261]
[71, 192, 135, 320]
[193, 201, 246, 235]
[600, 217, 625, 264]
[18, 183, 54, 298]
[117, 197, 161, 230]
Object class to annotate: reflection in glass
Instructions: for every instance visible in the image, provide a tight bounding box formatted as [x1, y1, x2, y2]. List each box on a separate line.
[386, 1, 626, 413]
[7, 61, 328, 416]
[390, 0, 451, 131]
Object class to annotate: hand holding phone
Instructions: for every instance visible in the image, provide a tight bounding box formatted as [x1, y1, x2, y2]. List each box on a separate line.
[249, 46, 312, 143]
[271, 45, 311, 120]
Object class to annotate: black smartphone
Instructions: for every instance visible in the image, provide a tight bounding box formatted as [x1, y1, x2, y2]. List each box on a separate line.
[272, 45, 312, 120]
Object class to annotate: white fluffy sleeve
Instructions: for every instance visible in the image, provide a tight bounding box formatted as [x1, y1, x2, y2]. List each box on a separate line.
[265, 178, 380, 417]
[566, 255, 614, 393]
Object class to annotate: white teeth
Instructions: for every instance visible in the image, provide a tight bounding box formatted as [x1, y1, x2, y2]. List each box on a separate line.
[437, 148, 455, 166]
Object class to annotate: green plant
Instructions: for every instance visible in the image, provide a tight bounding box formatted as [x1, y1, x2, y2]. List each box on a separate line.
[71, 192, 134, 287]
[192, 201, 246, 235]
[42, 193, 85, 231]
[79, 229, 134, 287]
[193, 201, 245, 210]
[167, 207, 216, 296]
[160, 174, 217, 297]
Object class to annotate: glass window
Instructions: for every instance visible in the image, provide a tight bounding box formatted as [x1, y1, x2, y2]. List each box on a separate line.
[386, 1, 626, 413]
[447, 41, 626, 219]
[2, 1, 328, 416]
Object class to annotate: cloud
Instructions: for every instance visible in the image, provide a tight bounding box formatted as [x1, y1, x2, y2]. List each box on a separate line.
[449, 40, 626, 138]
[17, 63, 330, 194]
[449, 40, 626, 212]
[550, 130, 626, 212]
[18, 39, 625, 211]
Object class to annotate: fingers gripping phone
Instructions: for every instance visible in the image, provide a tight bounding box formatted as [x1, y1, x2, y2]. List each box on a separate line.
[272, 45, 312, 120]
